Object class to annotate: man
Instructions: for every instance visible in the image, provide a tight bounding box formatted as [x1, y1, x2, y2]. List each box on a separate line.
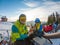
[11, 14, 33, 45]
[33, 18, 43, 38]
[34, 18, 54, 44]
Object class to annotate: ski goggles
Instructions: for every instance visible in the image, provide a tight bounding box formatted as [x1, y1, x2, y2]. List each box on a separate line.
[20, 17, 26, 22]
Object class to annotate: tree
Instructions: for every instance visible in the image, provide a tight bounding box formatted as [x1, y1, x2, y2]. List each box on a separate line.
[56, 12, 60, 24]
[47, 12, 56, 25]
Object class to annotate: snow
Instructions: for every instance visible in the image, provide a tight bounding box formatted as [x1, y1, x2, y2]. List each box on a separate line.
[0, 22, 13, 36]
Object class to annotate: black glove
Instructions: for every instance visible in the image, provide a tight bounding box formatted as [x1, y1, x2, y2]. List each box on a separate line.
[34, 31, 44, 38]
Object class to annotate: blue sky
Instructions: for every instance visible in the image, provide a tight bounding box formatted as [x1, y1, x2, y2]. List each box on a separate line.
[0, 0, 28, 17]
[0, 0, 60, 21]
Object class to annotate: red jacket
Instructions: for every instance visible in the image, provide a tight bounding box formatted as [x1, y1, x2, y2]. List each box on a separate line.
[43, 25, 53, 32]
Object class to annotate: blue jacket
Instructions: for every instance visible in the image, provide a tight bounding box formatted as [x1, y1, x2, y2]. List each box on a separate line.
[38, 24, 43, 32]
[36, 24, 43, 38]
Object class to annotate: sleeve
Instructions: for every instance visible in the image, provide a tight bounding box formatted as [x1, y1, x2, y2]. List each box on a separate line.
[20, 26, 28, 39]
[12, 25, 18, 33]
[11, 25, 20, 42]
[25, 26, 28, 34]
[20, 34, 28, 39]
[38, 24, 43, 32]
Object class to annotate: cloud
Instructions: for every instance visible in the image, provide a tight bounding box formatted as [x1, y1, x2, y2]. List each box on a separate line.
[24, 0, 60, 8]
[8, 1, 60, 22]
[43, 1, 60, 6]
[22, 7, 48, 22]
[23, 1, 60, 22]
[16, 8, 33, 13]
[8, 15, 19, 22]
[23, 0, 41, 7]
[24, 2, 39, 7]
[42, 1, 60, 13]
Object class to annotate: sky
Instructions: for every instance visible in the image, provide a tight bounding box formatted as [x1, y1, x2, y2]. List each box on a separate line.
[0, 0, 60, 22]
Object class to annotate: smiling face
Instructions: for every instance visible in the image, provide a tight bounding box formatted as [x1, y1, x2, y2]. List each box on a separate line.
[19, 16, 26, 24]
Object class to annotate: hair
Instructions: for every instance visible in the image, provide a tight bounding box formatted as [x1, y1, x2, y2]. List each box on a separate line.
[19, 14, 26, 18]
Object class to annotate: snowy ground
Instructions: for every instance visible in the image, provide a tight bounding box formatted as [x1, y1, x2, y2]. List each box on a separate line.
[0, 22, 60, 45]
[33, 30, 60, 45]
